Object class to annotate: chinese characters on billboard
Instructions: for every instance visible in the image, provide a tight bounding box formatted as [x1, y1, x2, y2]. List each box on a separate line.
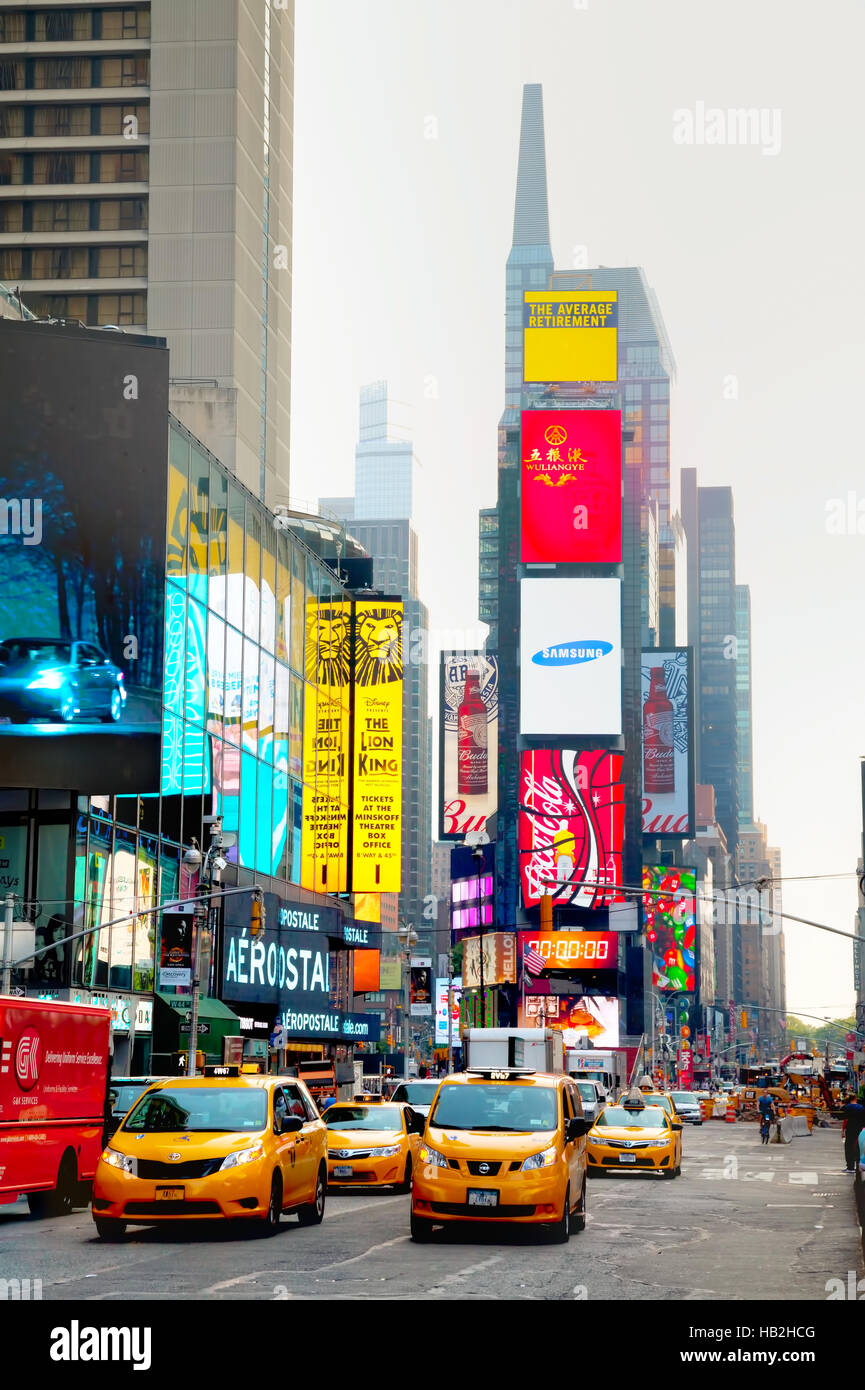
[642, 865, 697, 992]
[641, 648, 694, 837]
[519, 749, 624, 909]
[520, 410, 621, 563]
[439, 651, 498, 841]
[519, 578, 622, 737]
[351, 601, 404, 892]
[522, 291, 618, 384]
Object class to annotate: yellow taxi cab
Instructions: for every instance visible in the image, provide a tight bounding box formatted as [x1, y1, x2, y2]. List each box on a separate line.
[586, 1089, 683, 1178]
[91, 1072, 327, 1240]
[640, 1093, 684, 1169]
[322, 1100, 424, 1191]
[410, 1067, 592, 1243]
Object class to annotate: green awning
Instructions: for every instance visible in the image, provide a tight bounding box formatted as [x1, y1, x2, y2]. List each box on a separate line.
[153, 994, 240, 1055]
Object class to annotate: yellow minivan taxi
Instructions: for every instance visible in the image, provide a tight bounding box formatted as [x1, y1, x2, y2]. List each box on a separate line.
[640, 1093, 683, 1168]
[91, 1075, 327, 1239]
[323, 1101, 423, 1190]
[410, 1068, 592, 1243]
[586, 1096, 682, 1177]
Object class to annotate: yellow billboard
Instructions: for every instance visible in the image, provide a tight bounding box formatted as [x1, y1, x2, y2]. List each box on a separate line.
[300, 598, 352, 893]
[351, 601, 403, 893]
[523, 290, 618, 384]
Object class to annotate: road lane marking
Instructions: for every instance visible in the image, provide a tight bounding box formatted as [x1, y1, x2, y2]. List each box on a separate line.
[312, 1234, 410, 1272]
[422, 1253, 504, 1298]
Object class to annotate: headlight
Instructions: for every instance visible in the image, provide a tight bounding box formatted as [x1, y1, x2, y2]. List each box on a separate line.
[220, 1143, 265, 1170]
[418, 1143, 449, 1168]
[369, 1145, 401, 1158]
[102, 1147, 134, 1174]
[27, 670, 64, 690]
[520, 1146, 558, 1171]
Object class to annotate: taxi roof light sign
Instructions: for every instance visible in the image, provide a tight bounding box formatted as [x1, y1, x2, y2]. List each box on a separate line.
[465, 1067, 537, 1079]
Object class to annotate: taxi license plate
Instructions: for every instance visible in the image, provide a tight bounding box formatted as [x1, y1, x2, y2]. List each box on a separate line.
[467, 1189, 499, 1207]
[333, 1166, 353, 1178]
[155, 1186, 184, 1200]
[618, 1153, 637, 1164]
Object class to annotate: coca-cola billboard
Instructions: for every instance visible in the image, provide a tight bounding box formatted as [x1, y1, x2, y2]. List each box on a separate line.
[439, 651, 498, 841]
[520, 409, 621, 563]
[641, 648, 694, 837]
[518, 749, 624, 909]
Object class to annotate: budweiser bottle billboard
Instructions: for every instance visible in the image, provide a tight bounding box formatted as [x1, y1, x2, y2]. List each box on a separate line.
[643, 666, 674, 794]
[457, 671, 488, 796]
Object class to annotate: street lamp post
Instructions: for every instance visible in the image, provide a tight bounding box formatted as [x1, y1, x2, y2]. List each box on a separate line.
[397, 920, 417, 1080]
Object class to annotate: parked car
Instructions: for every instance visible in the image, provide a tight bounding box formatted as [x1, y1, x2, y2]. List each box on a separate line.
[668, 1090, 703, 1124]
[0, 637, 126, 724]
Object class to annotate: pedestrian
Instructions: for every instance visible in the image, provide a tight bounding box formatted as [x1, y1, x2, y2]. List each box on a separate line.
[839, 1095, 865, 1173]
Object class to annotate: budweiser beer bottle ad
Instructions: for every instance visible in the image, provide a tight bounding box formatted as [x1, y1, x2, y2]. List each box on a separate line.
[440, 652, 498, 840]
[640, 649, 693, 836]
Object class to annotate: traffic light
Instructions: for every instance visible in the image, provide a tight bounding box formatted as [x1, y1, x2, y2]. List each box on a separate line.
[250, 888, 265, 937]
[195, 1050, 204, 1071]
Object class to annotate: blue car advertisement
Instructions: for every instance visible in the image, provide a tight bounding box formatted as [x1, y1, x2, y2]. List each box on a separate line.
[0, 319, 168, 790]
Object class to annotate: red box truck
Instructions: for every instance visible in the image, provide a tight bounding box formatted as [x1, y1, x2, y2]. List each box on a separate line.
[0, 995, 111, 1216]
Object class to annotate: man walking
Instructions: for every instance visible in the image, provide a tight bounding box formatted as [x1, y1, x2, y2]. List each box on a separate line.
[839, 1095, 865, 1173]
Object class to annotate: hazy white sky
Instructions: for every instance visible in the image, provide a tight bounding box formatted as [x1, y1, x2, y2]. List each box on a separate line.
[290, 0, 865, 1025]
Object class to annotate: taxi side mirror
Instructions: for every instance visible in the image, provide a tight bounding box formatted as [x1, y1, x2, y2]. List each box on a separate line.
[407, 1109, 425, 1135]
[276, 1113, 304, 1135]
[670, 1121, 684, 1132]
[566, 1116, 592, 1141]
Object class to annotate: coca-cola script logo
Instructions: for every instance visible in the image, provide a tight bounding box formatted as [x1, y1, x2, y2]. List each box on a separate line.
[15, 1026, 42, 1092]
[518, 749, 624, 909]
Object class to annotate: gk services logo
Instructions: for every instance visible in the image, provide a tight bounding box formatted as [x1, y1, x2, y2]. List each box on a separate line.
[15, 1027, 42, 1092]
[531, 641, 613, 667]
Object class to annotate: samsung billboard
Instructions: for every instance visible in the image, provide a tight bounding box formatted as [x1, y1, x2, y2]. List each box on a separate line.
[0, 319, 168, 791]
[519, 577, 622, 737]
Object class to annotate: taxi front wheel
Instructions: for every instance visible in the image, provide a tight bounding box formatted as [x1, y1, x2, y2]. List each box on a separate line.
[258, 1173, 283, 1236]
[569, 1177, 587, 1234]
[410, 1208, 434, 1243]
[297, 1165, 326, 1226]
[550, 1186, 570, 1244]
[94, 1217, 127, 1242]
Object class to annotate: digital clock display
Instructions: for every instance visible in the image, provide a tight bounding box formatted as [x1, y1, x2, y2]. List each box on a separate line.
[518, 931, 617, 968]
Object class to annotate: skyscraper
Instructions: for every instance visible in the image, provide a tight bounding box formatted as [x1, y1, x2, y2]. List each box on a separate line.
[321, 384, 431, 937]
[0, 1, 294, 503]
[682, 476, 739, 855]
[735, 584, 754, 827]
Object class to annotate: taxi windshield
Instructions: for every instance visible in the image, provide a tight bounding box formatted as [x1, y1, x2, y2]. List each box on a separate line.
[645, 1094, 673, 1113]
[595, 1106, 667, 1128]
[323, 1106, 404, 1130]
[430, 1083, 557, 1132]
[122, 1087, 268, 1133]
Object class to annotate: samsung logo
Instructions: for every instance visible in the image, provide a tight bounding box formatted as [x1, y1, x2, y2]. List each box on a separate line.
[531, 641, 613, 667]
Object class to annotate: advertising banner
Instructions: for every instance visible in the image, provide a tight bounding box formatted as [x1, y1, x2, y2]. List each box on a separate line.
[158, 905, 195, 989]
[351, 600, 404, 892]
[519, 749, 624, 909]
[0, 320, 168, 791]
[518, 931, 618, 971]
[462, 933, 518, 989]
[521, 410, 621, 563]
[439, 651, 498, 841]
[434, 976, 462, 1045]
[642, 865, 697, 992]
[410, 958, 433, 1017]
[352, 949, 381, 993]
[301, 598, 352, 893]
[519, 994, 620, 1046]
[520, 578, 622, 737]
[379, 959, 402, 991]
[641, 648, 694, 837]
[523, 291, 618, 383]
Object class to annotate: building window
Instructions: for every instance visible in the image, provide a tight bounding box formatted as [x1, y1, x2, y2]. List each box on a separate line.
[33, 59, 93, 90]
[0, 60, 26, 91]
[101, 7, 151, 39]
[35, 10, 93, 41]
[0, 249, 23, 280]
[98, 150, 148, 182]
[0, 13, 27, 42]
[99, 102, 150, 135]
[31, 246, 89, 279]
[100, 56, 150, 89]
[0, 106, 25, 138]
[96, 244, 147, 277]
[0, 200, 24, 232]
[96, 196, 148, 230]
[96, 292, 146, 325]
[33, 151, 90, 184]
[32, 198, 90, 232]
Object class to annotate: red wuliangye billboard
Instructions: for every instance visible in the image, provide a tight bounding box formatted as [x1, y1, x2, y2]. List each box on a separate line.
[521, 409, 621, 563]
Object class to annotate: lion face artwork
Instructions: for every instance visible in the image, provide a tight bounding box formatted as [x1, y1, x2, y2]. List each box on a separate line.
[354, 609, 403, 687]
[305, 602, 351, 687]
